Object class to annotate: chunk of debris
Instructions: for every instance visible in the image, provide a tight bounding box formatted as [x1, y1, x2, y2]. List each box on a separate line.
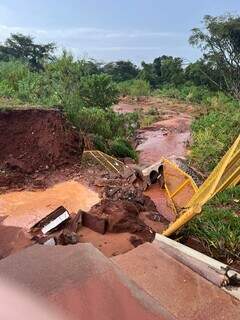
[31, 206, 70, 235]
[130, 236, 144, 247]
[57, 230, 79, 245]
[43, 238, 56, 246]
[64, 210, 83, 233]
[88, 199, 155, 243]
[82, 212, 107, 234]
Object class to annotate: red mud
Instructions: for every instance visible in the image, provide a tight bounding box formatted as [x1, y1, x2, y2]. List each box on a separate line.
[144, 184, 176, 222]
[113, 99, 193, 232]
[0, 108, 83, 184]
[0, 216, 31, 259]
[137, 115, 191, 166]
[0, 180, 100, 229]
[79, 228, 135, 257]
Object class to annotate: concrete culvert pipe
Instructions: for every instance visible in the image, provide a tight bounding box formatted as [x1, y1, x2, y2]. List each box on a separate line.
[149, 170, 159, 184]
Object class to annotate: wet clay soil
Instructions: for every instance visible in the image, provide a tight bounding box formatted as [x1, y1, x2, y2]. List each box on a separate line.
[137, 115, 191, 166]
[114, 98, 193, 224]
[0, 180, 140, 257]
[0, 180, 100, 229]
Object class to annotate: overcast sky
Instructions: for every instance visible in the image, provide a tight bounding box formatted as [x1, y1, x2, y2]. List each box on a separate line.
[0, 0, 239, 64]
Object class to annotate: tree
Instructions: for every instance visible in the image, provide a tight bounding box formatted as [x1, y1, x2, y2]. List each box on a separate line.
[154, 55, 184, 85]
[185, 59, 222, 90]
[189, 14, 240, 99]
[139, 61, 158, 87]
[103, 60, 139, 82]
[139, 56, 184, 88]
[80, 74, 119, 109]
[0, 33, 55, 71]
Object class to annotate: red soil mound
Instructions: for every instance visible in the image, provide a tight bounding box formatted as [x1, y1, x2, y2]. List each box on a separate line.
[0, 108, 84, 174]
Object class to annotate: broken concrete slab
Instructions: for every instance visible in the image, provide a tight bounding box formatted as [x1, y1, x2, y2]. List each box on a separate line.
[113, 243, 240, 320]
[0, 244, 175, 320]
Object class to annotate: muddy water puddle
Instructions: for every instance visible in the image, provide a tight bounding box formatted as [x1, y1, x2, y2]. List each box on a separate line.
[137, 115, 191, 166]
[0, 180, 137, 258]
[0, 180, 100, 229]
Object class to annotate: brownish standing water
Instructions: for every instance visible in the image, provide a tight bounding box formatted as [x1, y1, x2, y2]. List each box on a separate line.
[0, 180, 100, 229]
[137, 115, 191, 166]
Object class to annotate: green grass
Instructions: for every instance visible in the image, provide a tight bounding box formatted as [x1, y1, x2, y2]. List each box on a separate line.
[182, 186, 240, 264]
[189, 100, 240, 173]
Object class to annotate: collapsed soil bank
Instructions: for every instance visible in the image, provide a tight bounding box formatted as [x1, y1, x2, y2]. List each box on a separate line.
[0, 108, 84, 175]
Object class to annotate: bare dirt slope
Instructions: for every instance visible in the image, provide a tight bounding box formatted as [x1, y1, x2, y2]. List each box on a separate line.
[0, 108, 84, 190]
[0, 108, 83, 173]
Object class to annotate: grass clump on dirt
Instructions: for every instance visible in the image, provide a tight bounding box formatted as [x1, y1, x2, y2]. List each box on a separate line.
[182, 186, 240, 265]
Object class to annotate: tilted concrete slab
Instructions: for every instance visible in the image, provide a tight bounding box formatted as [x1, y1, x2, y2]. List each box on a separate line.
[113, 242, 240, 320]
[0, 243, 175, 320]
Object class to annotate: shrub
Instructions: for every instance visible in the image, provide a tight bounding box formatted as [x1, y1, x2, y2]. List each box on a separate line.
[117, 80, 132, 96]
[0, 60, 30, 94]
[65, 107, 140, 159]
[109, 138, 138, 160]
[183, 186, 240, 263]
[154, 84, 214, 104]
[129, 79, 151, 97]
[117, 79, 151, 98]
[79, 74, 119, 109]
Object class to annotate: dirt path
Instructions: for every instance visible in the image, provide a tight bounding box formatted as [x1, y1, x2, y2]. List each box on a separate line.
[136, 114, 191, 166]
[114, 97, 195, 223]
[114, 96, 194, 167]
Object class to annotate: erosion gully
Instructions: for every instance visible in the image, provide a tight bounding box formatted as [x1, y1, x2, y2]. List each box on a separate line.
[115, 98, 192, 222]
[0, 98, 193, 258]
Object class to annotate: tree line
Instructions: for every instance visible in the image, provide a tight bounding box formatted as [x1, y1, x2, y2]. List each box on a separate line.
[0, 13, 239, 99]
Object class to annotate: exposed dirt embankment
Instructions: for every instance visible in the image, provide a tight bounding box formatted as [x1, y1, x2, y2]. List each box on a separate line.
[0, 108, 84, 190]
[0, 108, 83, 173]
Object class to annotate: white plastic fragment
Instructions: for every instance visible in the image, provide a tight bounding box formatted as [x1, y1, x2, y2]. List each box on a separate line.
[42, 211, 70, 234]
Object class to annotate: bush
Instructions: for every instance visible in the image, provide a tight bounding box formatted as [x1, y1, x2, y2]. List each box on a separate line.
[129, 79, 151, 97]
[109, 138, 138, 160]
[0, 60, 30, 94]
[154, 84, 214, 104]
[118, 79, 151, 97]
[117, 80, 132, 96]
[65, 107, 140, 159]
[79, 73, 119, 109]
[183, 186, 240, 263]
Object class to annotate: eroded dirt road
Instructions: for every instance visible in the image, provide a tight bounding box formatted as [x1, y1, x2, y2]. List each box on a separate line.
[0, 97, 196, 259]
[136, 115, 191, 166]
[114, 96, 194, 166]
[114, 97, 196, 223]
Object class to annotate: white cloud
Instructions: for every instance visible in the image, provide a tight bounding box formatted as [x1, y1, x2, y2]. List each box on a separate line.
[0, 24, 184, 43]
[0, 24, 190, 62]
